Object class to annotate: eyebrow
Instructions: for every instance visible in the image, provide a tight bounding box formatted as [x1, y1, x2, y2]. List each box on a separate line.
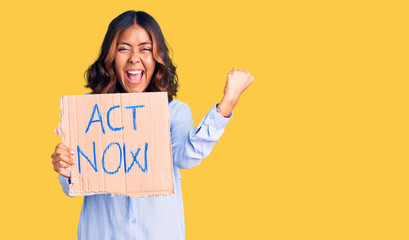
[117, 41, 152, 47]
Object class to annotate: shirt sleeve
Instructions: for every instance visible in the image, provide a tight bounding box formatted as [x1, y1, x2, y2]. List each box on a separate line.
[171, 103, 232, 169]
[58, 175, 74, 197]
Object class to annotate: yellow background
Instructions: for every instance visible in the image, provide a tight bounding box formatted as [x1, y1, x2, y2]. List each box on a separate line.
[0, 0, 408, 239]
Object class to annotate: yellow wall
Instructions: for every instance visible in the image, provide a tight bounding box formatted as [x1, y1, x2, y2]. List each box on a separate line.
[1, 0, 408, 239]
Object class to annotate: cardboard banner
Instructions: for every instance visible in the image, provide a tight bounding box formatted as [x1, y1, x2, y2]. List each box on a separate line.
[56, 92, 174, 197]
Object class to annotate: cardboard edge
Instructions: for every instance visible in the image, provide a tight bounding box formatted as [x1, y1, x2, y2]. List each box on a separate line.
[56, 96, 73, 192]
[168, 107, 175, 195]
[54, 96, 65, 140]
[69, 190, 174, 198]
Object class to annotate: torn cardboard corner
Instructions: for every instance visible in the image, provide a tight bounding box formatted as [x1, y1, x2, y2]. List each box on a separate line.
[57, 92, 174, 197]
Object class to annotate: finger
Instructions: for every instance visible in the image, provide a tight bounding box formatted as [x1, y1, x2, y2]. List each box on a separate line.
[52, 153, 76, 165]
[55, 143, 74, 152]
[54, 147, 71, 156]
[245, 76, 255, 89]
[57, 169, 71, 178]
[55, 143, 68, 151]
[51, 150, 70, 159]
[230, 68, 238, 73]
[52, 154, 76, 165]
[56, 160, 72, 169]
[228, 70, 237, 77]
[238, 69, 249, 74]
[54, 147, 75, 159]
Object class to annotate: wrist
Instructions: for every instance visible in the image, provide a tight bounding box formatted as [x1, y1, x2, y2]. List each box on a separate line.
[217, 96, 238, 117]
[222, 93, 239, 104]
[216, 104, 230, 118]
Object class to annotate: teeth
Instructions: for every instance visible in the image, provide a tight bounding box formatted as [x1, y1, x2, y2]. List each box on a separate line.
[127, 70, 142, 74]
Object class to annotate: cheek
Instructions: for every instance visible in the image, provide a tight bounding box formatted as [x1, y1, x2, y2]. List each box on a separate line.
[114, 59, 124, 78]
[142, 55, 155, 67]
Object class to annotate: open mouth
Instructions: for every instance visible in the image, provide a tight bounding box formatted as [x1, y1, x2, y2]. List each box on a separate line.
[126, 70, 144, 85]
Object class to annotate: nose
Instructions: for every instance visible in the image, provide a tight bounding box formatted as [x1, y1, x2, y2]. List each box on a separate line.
[129, 51, 140, 63]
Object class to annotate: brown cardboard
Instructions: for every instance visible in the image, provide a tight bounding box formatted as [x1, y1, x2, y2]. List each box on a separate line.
[56, 92, 174, 197]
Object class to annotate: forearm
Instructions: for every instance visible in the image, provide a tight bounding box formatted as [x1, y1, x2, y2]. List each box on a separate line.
[172, 104, 231, 169]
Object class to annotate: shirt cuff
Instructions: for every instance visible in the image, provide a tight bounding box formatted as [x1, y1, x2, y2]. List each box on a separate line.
[58, 174, 73, 197]
[203, 104, 233, 129]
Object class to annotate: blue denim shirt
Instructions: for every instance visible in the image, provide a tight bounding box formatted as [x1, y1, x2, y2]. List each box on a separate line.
[59, 100, 232, 240]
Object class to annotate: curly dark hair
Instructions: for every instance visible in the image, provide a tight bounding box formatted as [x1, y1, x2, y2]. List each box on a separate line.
[85, 10, 178, 102]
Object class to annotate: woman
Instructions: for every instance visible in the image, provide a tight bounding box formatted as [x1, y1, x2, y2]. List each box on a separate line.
[51, 10, 253, 239]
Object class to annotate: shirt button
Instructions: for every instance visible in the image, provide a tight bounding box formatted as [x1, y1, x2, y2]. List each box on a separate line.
[132, 219, 136, 224]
